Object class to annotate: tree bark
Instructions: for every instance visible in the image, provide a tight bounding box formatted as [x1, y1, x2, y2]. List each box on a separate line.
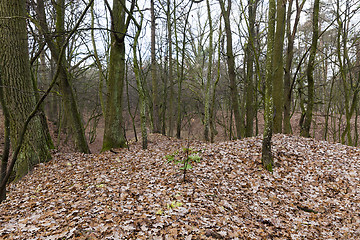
[204, 0, 213, 142]
[262, 0, 276, 171]
[219, 0, 242, 139]
[245, 0, 257, 137]
[0, 0, 52, 180]
[102, 0, 130, 151]
[37, 0, 90, 153]
[272, 0, 286, 133]
[132, 10, 147, 149]
[151, 0, 160, 133]
[283, 0, 305, 134]
[166, 0, 174, 136]
[300, 0, 320, 138]
[176, 1, 194, 139]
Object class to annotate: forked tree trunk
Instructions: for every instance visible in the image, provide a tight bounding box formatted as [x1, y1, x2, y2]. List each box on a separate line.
[102, 0, 132, 151]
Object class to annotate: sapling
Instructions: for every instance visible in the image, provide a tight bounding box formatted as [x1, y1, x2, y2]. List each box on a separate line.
[165, 147, 201, 182]
[165, 117, 201, 182]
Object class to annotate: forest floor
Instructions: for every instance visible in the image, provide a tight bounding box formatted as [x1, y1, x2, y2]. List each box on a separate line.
[0, 133, 359, 239]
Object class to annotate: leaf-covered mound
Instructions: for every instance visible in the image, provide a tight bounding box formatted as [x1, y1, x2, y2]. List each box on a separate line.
[0, 134, 359, 239]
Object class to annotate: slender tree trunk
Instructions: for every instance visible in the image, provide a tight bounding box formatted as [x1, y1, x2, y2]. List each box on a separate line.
[272, 0, 286, 133]
[210, 21, 223, 143]
[284, 0, 305, 134]
[166, 0, 173, 136]
[176, 1, 194, 139]
[324, 75, 335, 141]
[262, 0, 276, 171]
[204, 0, 213, 142]
[219, 0, 242, 139]
[132, 11, 147, 149]
[300, 0, 320, 138]
[245, 0, 257, 137]
[0, 0, 52, 180]
[37, 0, 90, 153]
[91, 1, 106, 116]
[151, 0, 160, 133]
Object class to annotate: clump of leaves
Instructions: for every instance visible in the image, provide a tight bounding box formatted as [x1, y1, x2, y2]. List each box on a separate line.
[165, 147, 202, 182]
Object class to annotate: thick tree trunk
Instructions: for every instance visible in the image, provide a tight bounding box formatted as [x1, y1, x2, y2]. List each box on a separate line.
[0, 67, 10, 201]
[102, 0, 129, 151]
[0, 0, 52, 180]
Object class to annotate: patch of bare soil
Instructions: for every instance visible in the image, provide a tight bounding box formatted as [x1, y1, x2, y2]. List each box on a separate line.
[0, 134, 359, 239]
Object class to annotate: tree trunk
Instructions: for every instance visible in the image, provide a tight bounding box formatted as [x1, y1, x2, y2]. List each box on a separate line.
[102, 0, 130, 151]
[0, 67, 10, 201]
[283, 0, 305, 134]
[272, 0, 286, 133]
[151, 0, 160, 133]
[300, 0, 320, 138]
[176, 1, 194, 139]
[0, 0, 52, 180]
[204, 0, 213, 142]
[37, 0, 90, 153]
[219, 0, 242, 139]
[166, 0, 173, 136]
[245, 0, 257, 137]
[262, 0, 276, 171]
[132, 12, 147, 149]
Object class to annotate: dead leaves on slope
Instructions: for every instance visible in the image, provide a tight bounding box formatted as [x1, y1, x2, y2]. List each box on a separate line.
[0, 134, 359, 239]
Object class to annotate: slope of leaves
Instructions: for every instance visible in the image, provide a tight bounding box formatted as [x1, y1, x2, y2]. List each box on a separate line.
[0, 134, 359, 239]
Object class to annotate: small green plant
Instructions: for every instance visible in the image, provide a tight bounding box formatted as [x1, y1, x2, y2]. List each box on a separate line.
[165, 147, 202, 181]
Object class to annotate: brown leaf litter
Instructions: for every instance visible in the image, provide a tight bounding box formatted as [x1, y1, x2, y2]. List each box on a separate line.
[0, 134, 359, 239]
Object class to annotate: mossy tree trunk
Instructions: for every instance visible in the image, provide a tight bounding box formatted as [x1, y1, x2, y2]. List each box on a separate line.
[0, 67, 10, 201]
[37, 0, 90, 153]
[300, 0, 320, 138]
[102, 0, 135, 151]
[272, 0, 286, 133]
[336, 0, 359, 146]
[0, 0, 52, 180]
[262, 0, 276, 171]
